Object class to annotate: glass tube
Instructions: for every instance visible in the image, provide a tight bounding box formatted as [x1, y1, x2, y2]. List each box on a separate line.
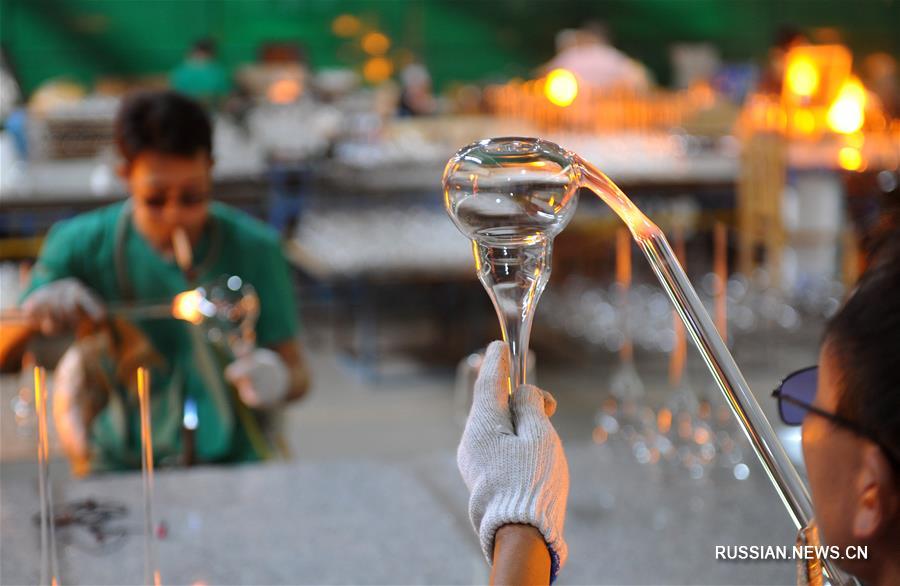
[33, 366, 59, 586]
[577, 154, 852, 586]
[137, 367, 161, 586]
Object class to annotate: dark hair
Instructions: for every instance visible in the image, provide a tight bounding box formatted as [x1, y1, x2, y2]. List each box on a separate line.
[773, 25, 806, 51]
[192, 38, 217, 57]
[114, 90, 212, 164]
[824, 235, 900, 465]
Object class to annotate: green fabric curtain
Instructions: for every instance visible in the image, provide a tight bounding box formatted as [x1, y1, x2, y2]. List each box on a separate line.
[2, 0, 898, 96]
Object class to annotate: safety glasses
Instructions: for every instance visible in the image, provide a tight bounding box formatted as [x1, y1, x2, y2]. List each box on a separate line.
[772, 366, 900, 470]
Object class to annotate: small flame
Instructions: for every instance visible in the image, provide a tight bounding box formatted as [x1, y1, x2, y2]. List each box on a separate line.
[791, 108, 817, 135]
[838, 146, 863, 171]
[544, 68, 578, 107]
[827, 77, 866, 134]
[171, 290, 204, 325]
[786, 56, 820, 98]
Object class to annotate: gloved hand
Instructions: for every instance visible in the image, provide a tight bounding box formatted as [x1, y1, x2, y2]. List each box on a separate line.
[22, 278, 106, 335]
[224, 347, 290, 409]
[457, 341, 569, 577]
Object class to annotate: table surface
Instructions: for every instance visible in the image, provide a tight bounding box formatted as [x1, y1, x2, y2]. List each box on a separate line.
[2, 443, 799, 585]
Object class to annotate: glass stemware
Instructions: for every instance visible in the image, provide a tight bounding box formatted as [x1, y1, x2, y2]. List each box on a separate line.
[444, 138, 579, 396]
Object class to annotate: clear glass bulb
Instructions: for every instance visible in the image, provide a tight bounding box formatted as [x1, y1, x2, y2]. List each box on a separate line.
[195, 275, 260, 355]
[443, 137, 580, 393]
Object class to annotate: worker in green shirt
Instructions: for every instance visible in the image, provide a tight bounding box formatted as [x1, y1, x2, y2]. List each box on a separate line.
[20, 90, 310, 473]
[170, 39, 232, 108]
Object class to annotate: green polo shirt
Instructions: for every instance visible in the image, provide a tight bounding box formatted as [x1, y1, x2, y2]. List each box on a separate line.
[170, 60, 232, 103]
[25, 201, 299, 470]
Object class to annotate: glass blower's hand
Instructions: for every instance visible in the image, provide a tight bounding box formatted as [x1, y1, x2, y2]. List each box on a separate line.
[22, 278, 106, 335]
[224, 347, 290, 409]
[457, 341, 569, 580]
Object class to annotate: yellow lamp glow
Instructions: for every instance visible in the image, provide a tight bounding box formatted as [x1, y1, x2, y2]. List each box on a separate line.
[791, 108, 817, 135]
[544, 68, 578, 107]
[332, 14, 361, 37]
[827, 78, 866, 134]
[361, 32, 391, 56]
[786, 57, 820, 97]
[838, 146, 862, 171]
[363, 57, 393, 84]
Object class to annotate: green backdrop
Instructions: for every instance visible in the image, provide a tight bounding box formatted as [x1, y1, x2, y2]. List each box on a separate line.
[2, 0, 899, 97]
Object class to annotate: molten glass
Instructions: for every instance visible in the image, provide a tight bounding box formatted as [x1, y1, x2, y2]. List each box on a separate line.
[171, 276, 260, 355]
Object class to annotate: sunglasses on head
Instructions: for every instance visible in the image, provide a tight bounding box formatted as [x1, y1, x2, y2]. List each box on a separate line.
[772, 366, 900, 470]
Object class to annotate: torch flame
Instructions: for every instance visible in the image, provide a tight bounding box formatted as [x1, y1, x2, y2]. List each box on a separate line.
[544, 68, 578, 107]
[838, 146, 863, 171]
[827, 77, 866, 134]
[171, 290, 204, 325]
[786, 56, 820, 98]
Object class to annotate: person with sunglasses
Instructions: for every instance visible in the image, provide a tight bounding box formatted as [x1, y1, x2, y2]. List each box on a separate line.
[17, 90, 310, 473]
[772, 253, 900, 586]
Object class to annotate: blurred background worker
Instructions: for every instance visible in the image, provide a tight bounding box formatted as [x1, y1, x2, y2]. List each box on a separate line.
[543, 22, 652, 92]
[18, 90, 310, 474]
[170, 39, 233, 108]
[398, 61, 438, 116]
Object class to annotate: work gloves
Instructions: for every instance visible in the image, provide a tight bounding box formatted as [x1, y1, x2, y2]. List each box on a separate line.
[225, 347, 290, 409]
[457, 341, 569, 578]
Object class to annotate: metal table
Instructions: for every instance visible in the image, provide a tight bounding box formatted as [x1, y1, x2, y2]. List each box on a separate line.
[2, 444, 797, 585]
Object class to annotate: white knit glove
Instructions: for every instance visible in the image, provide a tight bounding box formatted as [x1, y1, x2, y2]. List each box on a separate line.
[457, 341, 569, 577]
[22, 278, 106, 334]
[224, 347, 290, 409]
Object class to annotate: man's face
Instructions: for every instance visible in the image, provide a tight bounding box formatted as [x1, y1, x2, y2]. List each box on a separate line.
[802, 345, 865, 552]
[123, 150, 212, 252]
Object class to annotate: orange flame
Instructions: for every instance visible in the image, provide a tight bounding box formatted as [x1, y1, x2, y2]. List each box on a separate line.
[544, 68, 578, 107]
[827, 77, 866, 134]
[171, 290, 204, 325]
[786, 56, 819, 98]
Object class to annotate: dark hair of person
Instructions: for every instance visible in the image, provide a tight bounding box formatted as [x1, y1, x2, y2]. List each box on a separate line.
[192, 38, 217, 57]
[114, 90, 212, 164]
[773, 25, 806, 51]
[823, 231, 900, 467]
